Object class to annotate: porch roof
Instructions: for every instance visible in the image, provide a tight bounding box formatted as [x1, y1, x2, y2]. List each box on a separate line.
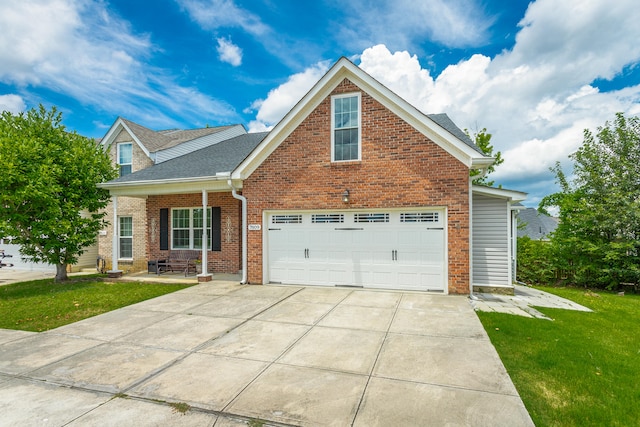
[100, 132, 268, 196]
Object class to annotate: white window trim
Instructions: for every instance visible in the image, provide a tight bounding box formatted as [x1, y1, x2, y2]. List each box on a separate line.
[118, 216, 133, 260]
[331, 92, 362, 162]
[116, 142, 132, 176]
[171, 207, 212, 250]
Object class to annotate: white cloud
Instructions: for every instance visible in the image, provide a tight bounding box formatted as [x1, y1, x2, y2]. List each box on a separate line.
[247, 61, 331, 132]
[0, 0, 237, 128]
[176, 0, 311, 69]
[176, 0, 269, 35]
[330, 0, 493, 51]
[216, 37, 242, 66]
[0, 94, 25, 113]
[249, 0, 640, 205]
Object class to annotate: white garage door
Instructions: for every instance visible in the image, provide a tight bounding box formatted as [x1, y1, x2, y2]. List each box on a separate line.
[267, 209, 446, 292]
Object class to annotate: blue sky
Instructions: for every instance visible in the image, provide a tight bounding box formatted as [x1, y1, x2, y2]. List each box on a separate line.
[2, 0, 640, 208]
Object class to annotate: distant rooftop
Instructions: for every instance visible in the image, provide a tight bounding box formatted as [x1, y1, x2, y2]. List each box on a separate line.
[518, 208, 559, 240]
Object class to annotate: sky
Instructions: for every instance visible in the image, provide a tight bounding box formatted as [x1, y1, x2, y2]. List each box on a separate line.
[2, 0, 640, 208]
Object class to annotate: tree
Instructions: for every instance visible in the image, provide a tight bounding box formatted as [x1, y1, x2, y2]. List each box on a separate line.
[465, 127, 504, 187]
[0, 105, 117, 281]
[540, 113, 640, 288]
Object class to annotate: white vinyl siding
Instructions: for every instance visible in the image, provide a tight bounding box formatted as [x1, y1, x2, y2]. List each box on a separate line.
[154, 124, 247, 163]
[472, 194, 510, 286]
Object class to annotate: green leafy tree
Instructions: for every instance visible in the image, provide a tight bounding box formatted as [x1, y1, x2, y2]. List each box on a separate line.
[465, 127, 504, 187]
[540, 113, 640, 288]
[0, 105, 117, 281]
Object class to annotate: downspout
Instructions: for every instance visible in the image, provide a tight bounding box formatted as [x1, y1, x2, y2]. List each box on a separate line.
[228, 179, 248, 284]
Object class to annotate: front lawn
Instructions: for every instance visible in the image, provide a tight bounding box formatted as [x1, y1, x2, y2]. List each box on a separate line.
[477, 286, 640, 427]
[0, 276, 193, 332]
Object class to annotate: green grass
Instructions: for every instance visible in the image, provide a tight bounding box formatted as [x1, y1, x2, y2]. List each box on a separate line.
[477, 286, 640, 427]
[0, 276, 194, 332]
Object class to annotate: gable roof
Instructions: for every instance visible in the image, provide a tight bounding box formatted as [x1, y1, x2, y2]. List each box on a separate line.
[427, 113, 482, 154]
[100, 117, 243, 158]
[517, 208, 559, 240]
[233, 57, 492, 180]
[472, 185, 527, 202]
[100, 132, 268, 196]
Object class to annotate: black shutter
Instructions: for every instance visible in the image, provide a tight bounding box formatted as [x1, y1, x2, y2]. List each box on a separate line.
[211, 207, 221, 251]
[160, 208, 169, 250]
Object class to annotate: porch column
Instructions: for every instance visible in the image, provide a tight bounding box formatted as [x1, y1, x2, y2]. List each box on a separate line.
[108, 196, 123, 278]
[198, 189, 213, 282]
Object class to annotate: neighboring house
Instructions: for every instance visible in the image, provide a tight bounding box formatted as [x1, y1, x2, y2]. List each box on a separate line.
[517, 207, 559, 240]
[98, 118, 247, 272]
[100, 57, 526, 294]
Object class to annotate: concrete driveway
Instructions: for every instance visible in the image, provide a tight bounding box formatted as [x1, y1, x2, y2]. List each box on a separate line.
[0, 281, 534, 426]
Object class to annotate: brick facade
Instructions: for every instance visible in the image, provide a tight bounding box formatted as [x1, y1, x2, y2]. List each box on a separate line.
[98, 129, 153, 272]
[243, 78, 471, 294]
[146, 192, 242, 274]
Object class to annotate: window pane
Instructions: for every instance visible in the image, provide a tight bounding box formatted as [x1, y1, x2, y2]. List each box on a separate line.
[119, 238, 132, 258]
[172, 209, 189, 228]
[119, 217, 132, 237]
[193, 208, 203, 228]
[118, 143, 132, 164]
[119, 164, 132, 176]
[172, 229, 190, 248]
[334, 128, 358, 161]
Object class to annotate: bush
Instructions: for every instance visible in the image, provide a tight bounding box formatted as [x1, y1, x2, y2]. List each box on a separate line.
[517, 236, 556, 285]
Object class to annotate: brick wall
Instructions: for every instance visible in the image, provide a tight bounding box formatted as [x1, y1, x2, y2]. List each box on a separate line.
[98, 196, 148, 272]
[146, 192, 242, 274]
[98, 129, 153, 272]
[243, 78, 471, 294]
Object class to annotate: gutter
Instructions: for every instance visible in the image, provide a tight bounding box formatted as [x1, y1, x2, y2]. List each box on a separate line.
[228, 178, 248, 284]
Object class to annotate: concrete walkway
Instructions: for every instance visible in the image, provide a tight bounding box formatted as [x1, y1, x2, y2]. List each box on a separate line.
[0, 281, 534, 426]
[470, 284, 592, 319]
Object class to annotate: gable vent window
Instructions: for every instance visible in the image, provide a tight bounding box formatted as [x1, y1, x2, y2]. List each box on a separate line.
[312, 214, 344, 224]
[401, 212, 439, 223]
[332, 93, 361, 162]
[354, 213, 389, 223]
[272, 215, 303, 224]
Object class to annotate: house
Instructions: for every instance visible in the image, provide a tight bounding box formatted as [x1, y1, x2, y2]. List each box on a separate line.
[98, 118, 247, 272]
[100, 57, 526, 294]
[517, 207, 558, 240]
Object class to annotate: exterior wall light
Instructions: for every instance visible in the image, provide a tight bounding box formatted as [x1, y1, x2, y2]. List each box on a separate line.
[342, 189, 350, 203]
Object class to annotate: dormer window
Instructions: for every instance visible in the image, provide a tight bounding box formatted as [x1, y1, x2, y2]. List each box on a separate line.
[332, 93, 361, 162]
[117, 142, 132, 176]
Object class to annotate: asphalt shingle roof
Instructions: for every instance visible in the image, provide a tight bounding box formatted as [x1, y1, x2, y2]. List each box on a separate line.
[517, 208, 559, 240]
[107, 132, 268, 184]
[427, 113, 485, 155]
[120, 118, 237, 153]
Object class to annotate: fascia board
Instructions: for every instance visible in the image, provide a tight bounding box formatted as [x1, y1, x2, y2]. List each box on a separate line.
[232, 61, 350, 180]
[99, 118, 151, 159]
[100, 176, 236, 197]
[472, 185, 527, 202]
[233, 58, 487, 178]
[343, 64, 485, 168]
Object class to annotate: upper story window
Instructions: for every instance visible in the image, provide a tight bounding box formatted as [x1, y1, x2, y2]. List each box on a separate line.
[117, 142, 132, 176]
[332, 93, 361, 162]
